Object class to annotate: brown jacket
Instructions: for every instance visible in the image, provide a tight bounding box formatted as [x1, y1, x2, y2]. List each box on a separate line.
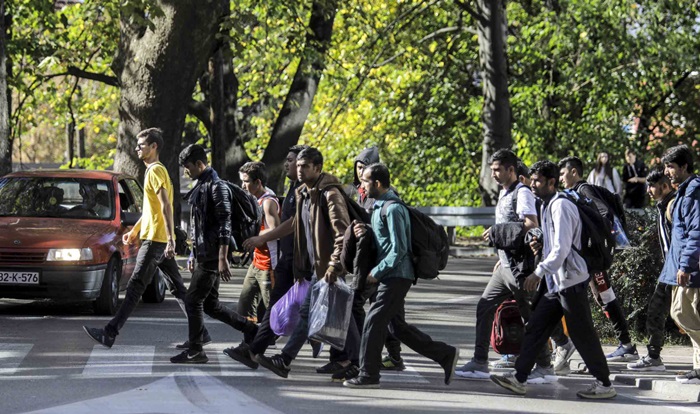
[293, 173, 351, 280]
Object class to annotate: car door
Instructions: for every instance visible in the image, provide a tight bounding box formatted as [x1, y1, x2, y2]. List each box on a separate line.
[117, 178, 143, 285]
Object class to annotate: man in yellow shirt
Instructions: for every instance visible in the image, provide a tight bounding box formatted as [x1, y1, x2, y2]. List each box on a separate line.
[84, 128, 208, 348]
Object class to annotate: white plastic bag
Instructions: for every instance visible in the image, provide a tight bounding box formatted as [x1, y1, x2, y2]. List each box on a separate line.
[307, 279, 354, 350]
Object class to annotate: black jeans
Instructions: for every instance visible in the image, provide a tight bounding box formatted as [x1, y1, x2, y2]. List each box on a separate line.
[185, 260, 255, 351]
[359, 277, 454, 380]
[514, 282, 610, 385]
[646, 282, 673, 358]
[249, 261, 296, 355]
[473, 265, 550, 366]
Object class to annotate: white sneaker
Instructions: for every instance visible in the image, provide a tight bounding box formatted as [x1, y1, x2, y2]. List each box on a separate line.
[552, 342, 576, 375]
[627, 355, 665, 372]
[576, 380, 617, 399]
[676, 369, 700, 384]
[527, 365, 558, 384]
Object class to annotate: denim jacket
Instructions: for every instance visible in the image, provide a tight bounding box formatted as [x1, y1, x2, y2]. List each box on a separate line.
[659, 174, 700, 287]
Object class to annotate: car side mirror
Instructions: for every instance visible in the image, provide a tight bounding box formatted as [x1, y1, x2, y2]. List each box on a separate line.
[121, 211, 141, 227]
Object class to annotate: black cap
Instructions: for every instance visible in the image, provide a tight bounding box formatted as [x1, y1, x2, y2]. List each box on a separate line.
[178, 144, 207, 166]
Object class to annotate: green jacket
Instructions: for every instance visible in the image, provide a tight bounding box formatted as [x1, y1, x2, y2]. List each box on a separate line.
[370, 190, 414, 282]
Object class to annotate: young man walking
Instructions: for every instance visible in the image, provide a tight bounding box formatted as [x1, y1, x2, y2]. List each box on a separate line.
[558, 156, 639, 363]
[343, 163, 459, 388]
[83, 128, 208, 348]
[657, 145, 700, 384]
[237, 161, 281, 322]
[455, 149, 553, 381]
[490, 160, 616, 399]
[254, 147, 361, 379]
[168, 145, 258, 363]
[627, 169, 676, 372]
[224, 145, 312, 367]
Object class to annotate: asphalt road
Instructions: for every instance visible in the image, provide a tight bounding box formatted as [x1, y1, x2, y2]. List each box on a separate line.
[0, 257, 697, 414]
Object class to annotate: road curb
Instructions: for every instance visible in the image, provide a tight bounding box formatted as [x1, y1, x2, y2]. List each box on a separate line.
[612, 374, 700, 402]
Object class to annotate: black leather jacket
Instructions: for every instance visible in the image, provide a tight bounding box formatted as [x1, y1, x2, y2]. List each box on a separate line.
[185, 168, 232, 262]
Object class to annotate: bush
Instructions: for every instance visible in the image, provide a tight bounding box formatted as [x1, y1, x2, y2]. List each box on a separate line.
[591, 208, 688, 346]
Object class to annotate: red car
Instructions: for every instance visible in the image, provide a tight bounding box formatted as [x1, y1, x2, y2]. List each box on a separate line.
[0, 169, 166, 314]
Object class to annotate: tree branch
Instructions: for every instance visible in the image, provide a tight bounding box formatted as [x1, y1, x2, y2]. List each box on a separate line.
[66, 66, 120, 87]
[188, 99, 211, 132]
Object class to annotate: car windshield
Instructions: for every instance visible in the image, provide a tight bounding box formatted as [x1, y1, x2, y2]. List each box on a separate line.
[0, 177, 113, 220]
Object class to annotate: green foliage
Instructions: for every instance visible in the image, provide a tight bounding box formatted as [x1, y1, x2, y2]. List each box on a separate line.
[591, 209, 688, 345]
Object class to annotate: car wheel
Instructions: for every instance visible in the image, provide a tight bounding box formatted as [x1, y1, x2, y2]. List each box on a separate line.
[93, 257, 121, 315]
[142, 269, 166, 303]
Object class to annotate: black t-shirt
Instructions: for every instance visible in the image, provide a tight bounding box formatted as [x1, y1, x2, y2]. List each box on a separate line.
[278, 181, 300, 265]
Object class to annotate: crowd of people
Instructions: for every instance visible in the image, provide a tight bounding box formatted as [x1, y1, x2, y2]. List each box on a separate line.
[82, 127, 700, 401]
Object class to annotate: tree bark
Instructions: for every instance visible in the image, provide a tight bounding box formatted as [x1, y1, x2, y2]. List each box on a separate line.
[476, 0, 512, 206]
[0, 0, 11, 176]
[113, 1, 226, 217]
[209, 39, 248, 183]
[261, 0, 339, 192]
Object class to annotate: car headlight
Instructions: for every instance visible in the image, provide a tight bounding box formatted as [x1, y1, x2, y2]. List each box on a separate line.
[46, 248, 94, 261]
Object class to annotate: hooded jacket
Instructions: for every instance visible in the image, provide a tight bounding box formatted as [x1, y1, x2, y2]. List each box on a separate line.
[293, 173, 351, 280]
[353, 147, 381, 211]
[659, 174, 700, 287]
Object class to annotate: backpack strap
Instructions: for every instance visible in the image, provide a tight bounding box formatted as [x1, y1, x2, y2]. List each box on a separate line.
[379, 199, 405, 222]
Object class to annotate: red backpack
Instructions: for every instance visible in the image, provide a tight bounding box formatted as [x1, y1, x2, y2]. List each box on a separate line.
[490, 299, 524, 355]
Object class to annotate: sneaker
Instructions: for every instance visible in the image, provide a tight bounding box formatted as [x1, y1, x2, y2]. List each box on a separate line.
[491, 354, 518, 368]
[83, 326, 115, 349]
[343, 376, 380, 389]
[576, 380, 617, 399]
[675, 369, 700, 384]
[332, 364, 360, 382]
[170, 349, 208, 364]
[310, 340, 324, 358]
[527, 365, 558, 384]
[627, 355, 666, 372]
[441, 347, 460, 385]
[605, 343, 639, 362]
[315, 361, 347, 375]
[176, 335, 212, 350]
[381, 355, 406, 371]
[490, 371, 526, 395]
[454, 358, 490, 379]
[257, 354, 290, 379]
[553, 342, 576, 375]
[223, 344, 259, 369]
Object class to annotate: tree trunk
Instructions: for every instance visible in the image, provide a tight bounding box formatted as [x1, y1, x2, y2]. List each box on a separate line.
[261, 0, 338, 192]
[210, 40, 248, 183]
[65, 122, 75, 166]
[113, 1, 226, 216]
[476, 0, 512, 206]
[0, 0, 11, 176]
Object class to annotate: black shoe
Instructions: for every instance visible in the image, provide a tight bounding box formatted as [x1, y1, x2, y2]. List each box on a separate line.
[258, 354, 290, 378]
[343, 376, 380, 389]
[223, 344, 259, 369]
[440, 346, 460, 385]
[176, 335, 212, 350]
[170, 349, 209, 364]
[83, 326, 115, 348]
[332, 364, 360, 382]
[310, 340, 324, 358]
[316, 360, 346, 374]
[381, 355, 406, 371]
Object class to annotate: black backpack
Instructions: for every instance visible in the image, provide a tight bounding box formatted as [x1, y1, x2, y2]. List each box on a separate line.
[561, 191, 615, 273]
[573, 182, 627, 231]
[322, 184, 371, 224]
[220, 181, 262, 252]
[381, 200, 449, 279]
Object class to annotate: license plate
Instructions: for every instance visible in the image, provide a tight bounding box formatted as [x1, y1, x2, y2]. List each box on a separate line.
[0, 271, 40, 285]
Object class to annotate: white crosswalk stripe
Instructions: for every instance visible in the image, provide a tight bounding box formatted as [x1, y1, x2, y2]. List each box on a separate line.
[381, 366, 430, 384]
[0, 343, 33, 375]
[82, 345, 155, 377]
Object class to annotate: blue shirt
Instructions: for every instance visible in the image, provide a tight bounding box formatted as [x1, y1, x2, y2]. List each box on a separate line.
[369, 190, 414, 282]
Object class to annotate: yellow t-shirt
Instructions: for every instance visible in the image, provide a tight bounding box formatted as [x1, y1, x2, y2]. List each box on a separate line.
[140, 162, 173, 243]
